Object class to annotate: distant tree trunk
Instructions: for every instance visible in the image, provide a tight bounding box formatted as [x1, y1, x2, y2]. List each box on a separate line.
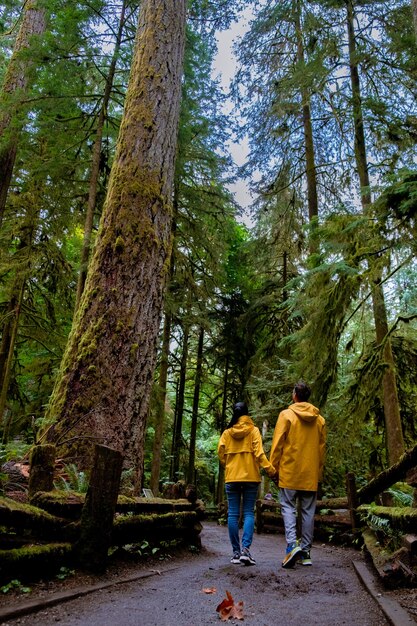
[412, 0, 417, 42]
[295, 0, 318, 225]
[75, 0, 128, 310]
[216, 355, 229, 503]
[150, 310, 172, 494]
[0, 281, 24, 442]
[0, 199, 39, 438]
[43, 0, 187, 490]
[187, 327, 204, 485]
[346, 0, 404, 464]
[171, 320, 190, 480]
[0, 1, 47, 225]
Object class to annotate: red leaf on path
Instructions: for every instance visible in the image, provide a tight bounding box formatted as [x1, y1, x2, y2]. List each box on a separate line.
[202, 587, 217, 594]
[216, 590, 244, 621]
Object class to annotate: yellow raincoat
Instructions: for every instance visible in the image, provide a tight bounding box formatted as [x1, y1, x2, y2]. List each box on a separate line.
[218, 415, 276, 483]
[270, 402, 326, 491]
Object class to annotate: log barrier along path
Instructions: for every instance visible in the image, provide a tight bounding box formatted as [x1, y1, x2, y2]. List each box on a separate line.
[1, 521, 412, 626]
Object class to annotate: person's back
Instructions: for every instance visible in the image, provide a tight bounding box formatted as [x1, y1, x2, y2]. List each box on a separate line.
[218, 402, 277, 566]
[271, 400, 325, 491]
[269, 382, 326, 569]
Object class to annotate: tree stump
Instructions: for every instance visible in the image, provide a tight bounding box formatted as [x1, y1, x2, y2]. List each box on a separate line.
[28, 444, 56, 500]
[75, 444, 123, 573]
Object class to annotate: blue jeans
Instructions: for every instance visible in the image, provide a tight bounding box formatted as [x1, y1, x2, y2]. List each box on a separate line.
[225, 482, 259, 553]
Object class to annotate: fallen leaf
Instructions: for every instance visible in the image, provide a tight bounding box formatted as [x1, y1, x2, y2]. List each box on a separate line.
[202, 587, 217, 594]
[216, 590, 244, 621]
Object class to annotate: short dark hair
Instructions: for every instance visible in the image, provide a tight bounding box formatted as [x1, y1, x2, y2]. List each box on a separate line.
[293, 381, 311, 402]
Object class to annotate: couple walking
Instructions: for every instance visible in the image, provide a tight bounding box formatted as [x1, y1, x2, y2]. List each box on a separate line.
[217, 381, 326, 569]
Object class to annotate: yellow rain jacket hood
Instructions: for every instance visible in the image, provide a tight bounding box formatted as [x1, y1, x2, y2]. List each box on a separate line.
[218, 415, 276, 483]
[270, 402, 326, 491]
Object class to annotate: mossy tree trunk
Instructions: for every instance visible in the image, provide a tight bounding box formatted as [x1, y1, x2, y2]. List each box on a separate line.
[44, 0, 187, 489]
[0, 0, 47, 225]
[346, 0, 404, 464]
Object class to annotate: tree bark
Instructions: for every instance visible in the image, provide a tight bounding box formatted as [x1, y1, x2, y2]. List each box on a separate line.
[43, 0, 187, 490]
[346, 0, 404, 464]
[74, 0, 128, 310]
[187, 327, 204, 485]
[0, 1, 47, 225]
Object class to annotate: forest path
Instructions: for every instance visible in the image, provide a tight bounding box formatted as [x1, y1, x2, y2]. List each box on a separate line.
[0, 521, 409, 626]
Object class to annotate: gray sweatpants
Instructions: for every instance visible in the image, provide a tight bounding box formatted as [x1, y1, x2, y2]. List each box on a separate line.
[279, 488, 317, 551]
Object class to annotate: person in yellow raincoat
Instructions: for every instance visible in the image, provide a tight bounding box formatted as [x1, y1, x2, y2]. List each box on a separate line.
[270, 381, 326, 568]
[218, 401, 277, 566]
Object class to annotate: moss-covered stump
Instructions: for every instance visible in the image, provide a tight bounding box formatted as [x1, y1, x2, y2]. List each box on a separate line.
[0, 543, 73, 585]
[0, 496, 73, 538]
[112, 511, 202, 548]
[28, 444, 56, 499]
[358, 505, 417, 533]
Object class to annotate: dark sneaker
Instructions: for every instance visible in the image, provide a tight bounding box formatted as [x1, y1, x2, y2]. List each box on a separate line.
[230, 551, 241, 564]
[299, 550, 312, 566]
[282, 543, 301, 568]
[240, 547, 256, 565]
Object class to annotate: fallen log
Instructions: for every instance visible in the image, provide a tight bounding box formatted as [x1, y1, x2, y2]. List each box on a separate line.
[30, 491, 197, 520]
[0, 543, 73, 585]
[362, 528, 416, 588]
[358, 442, 417, 504]
[0, 496, 74, 538]
[112, 511, 202, 547]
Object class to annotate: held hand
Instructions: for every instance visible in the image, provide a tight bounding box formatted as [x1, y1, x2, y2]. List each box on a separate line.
[270, 472, 279, 486]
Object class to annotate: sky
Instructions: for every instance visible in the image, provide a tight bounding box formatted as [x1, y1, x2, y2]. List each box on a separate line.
[212, 11, 255, 220]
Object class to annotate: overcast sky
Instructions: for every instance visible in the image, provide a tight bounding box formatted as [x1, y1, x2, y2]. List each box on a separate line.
[213, 11, 255, 220]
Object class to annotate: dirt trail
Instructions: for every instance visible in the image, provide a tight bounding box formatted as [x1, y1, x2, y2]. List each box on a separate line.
[0, 522, 401, 625]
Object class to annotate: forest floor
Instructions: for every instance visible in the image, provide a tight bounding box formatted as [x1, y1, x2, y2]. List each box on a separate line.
[1, 521, 417, 625]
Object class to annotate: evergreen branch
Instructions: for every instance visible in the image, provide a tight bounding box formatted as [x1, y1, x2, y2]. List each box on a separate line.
[0, 0, 30, 38]
[341, 253, 414, 332]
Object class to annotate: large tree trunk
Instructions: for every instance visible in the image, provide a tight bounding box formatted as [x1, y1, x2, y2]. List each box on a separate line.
[346, 0, 404, 464]
[0, 1, 47, 225]
[149, 310, 172, 494]
[43, 0, 187, 489]
[187, 327, 204, 485]
[74, 0, 128, 310]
